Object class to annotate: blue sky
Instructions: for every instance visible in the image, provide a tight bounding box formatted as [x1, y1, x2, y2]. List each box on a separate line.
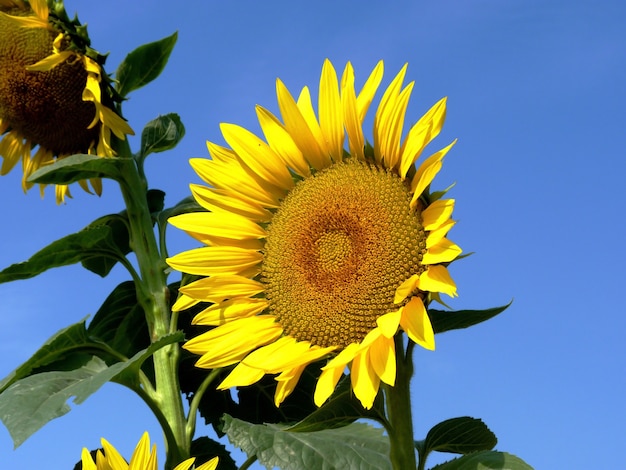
[1, 0, 625, 468]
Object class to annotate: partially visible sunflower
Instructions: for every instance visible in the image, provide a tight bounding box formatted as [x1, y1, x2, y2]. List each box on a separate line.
[167, 59, 461, 409]
[80, 432, 219, 470]
[0, 0, 133, 203]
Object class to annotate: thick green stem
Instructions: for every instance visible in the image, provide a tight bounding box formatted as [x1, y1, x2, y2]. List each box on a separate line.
[385, 335, 417, 470]
[117, 157, 188, 469]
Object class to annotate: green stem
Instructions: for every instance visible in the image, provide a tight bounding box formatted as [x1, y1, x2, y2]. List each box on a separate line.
[186, 368, 221, 442]
[117, 157, 188, 469]
[385, 334, 417, 470]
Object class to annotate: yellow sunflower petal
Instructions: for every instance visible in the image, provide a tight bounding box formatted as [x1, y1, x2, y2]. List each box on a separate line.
[174, 457, 197, 470]
[356, 60, 384, 122]
[193, 298, 268, 326]
[422, 238, 462, 264]
[319, 59, 344, 161]
[399, 97, 448, 178]
[80, 448, 97, 470]
[25, 50, 74, 71]
[172, 292, 200, 312]
[314, 362, 345, 407]
[426, 219, 456, 248]
[380, 82, 415, 170]
[29, 0, 48, 21]
[191, 155, 280, 208]
[369, 334, 396, 386]
[418, 265, 458, 298]
[166, 246, 262, 277]
[190, 184, 272, 222]
[410, 140, 457, 207]
[376, 309, 402, 338]
[220, 122, 294, 191]
[0, 9, 48, 28]
[187, 316, 282, 368]
[394, 274, 420, 304]
[421, 199, 455, 231]
[196, 457, 220, 470]
[400, 297, 435, 350]
[181, 275, 264, 304]
[256, 105, 310, 177]
[374, 63, 407, 165]
[275, 364, 307, 407]
[243, 337, 335, 374]
[276, 79, 328, 170]
[219, 362, 266, 389]
[100, 437, 128, 468]
[351, 349, 380, 409]
[169, 212, 266, 242]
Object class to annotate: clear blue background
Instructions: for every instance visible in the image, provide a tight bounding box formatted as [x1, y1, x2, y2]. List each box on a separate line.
[1, 0, 624, 468]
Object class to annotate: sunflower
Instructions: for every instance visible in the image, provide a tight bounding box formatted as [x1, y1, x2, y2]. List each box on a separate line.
[0, 0, 133, 203]
[80, 432, 219, 470]
[167, 60, 461, 410]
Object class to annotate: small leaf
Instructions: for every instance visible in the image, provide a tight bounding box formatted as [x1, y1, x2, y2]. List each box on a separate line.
[27, 154, 129, 185]
[0, 225, 111, 283]
[0, 333, 182, 447]
[430, 451, 534, 470]
[429, 303, 511, 334]
[423, 417, 497, 455]
[140, 113, 186, 159]
[116, 32, 178, 97]
[222, 415, 391, 470]
[80, 214, 130, 277]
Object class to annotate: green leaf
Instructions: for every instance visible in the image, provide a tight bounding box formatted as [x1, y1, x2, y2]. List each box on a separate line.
[0, 320, 93, 393]
[87, 282, 149, 359]
[0, 225, 112, 283]
[422, 417, 497, 456]
[140, 113, 186, 159]
[286, 377, 385, 432]
[0, 333, 181, 447]
[80, 214, 130, 277]
[430, 451, 534, 470]
[27, 154, 129, 185]
[190, 437, 237, 470]
[222, 415, 391, 470]
[116, 32, 178, 97]
[429, 303, 512, 334]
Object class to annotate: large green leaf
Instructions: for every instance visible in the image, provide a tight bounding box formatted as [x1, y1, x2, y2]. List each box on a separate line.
[139, 113, 186, 159]
[116, 32, 178, 97]
[420, 417, 497, 456]
[0, 333, 181, 447]
[0, 225, 112, 283]
[87, 281, 149, 359]
[429, 303, 511, 334]
[223, 415, 391, 470]
[27, 154, 129, 185]
[430, 451, 534, 470]
[0, 320, 94, 393]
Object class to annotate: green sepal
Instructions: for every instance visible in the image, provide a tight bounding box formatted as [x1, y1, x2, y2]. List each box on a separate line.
[0, 333, 181, 448]
[27, 153, 130, 185]
[285, 376, 386, 432]
[0, 225, 112, 283]
[139, 113, 186, 160]
[222, 415, 391, 470]
[416, 417, 497, 462]
[429, 451, 533, 470]
[116, 32, 178, 98]
[428, 302, 512, 334]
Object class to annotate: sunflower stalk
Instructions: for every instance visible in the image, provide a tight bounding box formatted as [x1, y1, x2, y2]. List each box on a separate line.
[116, 155, 189, 469]
[385, 334, 418, 469]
